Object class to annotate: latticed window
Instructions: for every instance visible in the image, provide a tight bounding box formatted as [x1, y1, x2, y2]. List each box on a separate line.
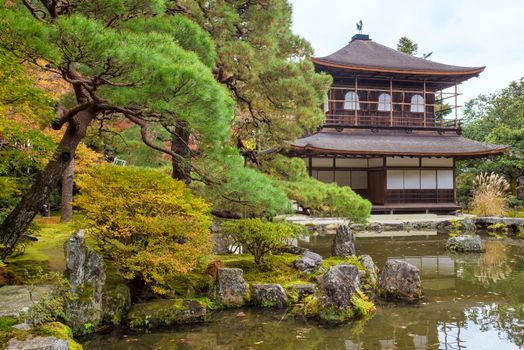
[378, 93, 391, 111]
[410, 94, 424, 113]
[343, 91, 360, 110]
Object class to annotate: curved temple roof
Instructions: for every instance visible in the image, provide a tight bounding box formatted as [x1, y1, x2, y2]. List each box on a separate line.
[290, 131, 509, 159]
[313, 37, 485, 77]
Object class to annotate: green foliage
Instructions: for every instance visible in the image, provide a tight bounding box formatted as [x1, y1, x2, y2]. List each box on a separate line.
[0, 48, 54, 122]
[75, 165, 212, 295]
[351, 291, 376, 318]
[215, 253, 311, 286]
[396, 36, 432, 59]
[397, 36, 418, 55]
[0, 49, 55, 216]
[321, 256, 364, 271]
[0, 317, 17, 332]
[462, 78, 524, 195]
[219, 219, 302, 264]
[21, 271, 76, 326]
[178, 0, 332, 150]
[263, 155, 371, 222]
[194, 152, 293, 218]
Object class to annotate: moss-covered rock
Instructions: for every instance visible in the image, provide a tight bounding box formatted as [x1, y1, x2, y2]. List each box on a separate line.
[102, 284, 131, 326]
[127, 299, 207, 330]
[250, 284, 288, 308]
[0, 321, 82, 350]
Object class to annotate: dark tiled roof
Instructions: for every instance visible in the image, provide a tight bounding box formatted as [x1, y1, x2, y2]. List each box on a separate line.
[290, 131, 509, 158]
[313, 38, 485, 75]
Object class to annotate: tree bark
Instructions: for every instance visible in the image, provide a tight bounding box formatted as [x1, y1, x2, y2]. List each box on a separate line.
[0, 107, 97, 258]
[170, 120, 191, 183]
[60, 159, 74, 222]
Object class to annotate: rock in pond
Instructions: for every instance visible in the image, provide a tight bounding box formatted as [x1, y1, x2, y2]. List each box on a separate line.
[251, 284, 288, 308]
[358, 255, 379, 290]
[446, 234, 485, 253]
[294, 250, 323, 273]
[331, 225, 356, 257]
[217, 268, 248, 307]
[378, 259, 422, 303]
[127, 299, 207, 330]
[64, 229, 106, 331]
[7, 336, 68, 350]
[320, 263, 360, 311]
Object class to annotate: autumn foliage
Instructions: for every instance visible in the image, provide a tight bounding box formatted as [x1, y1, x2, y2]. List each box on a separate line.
[75, 166, 212, 294]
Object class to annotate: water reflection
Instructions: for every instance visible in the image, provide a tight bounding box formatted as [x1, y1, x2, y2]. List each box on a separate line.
[82, 233, 524, 350]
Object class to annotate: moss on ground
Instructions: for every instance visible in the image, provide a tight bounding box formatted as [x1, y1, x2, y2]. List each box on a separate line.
[321, 256, 364, 271]
[6, 216, 78, 276]
[212, 253, 312, 287]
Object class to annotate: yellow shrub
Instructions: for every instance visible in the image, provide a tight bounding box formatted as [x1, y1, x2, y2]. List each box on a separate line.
[75, 165, 211, 295]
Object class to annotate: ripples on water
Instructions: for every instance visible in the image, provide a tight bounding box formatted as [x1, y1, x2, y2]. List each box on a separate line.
[83, 232, 524, 350]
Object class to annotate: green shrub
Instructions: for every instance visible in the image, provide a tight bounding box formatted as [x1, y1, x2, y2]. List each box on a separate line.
[20, 271, 76, 327]
[75, 165, 212, 295]
[262, 155, 371, 223]
[220, 219, 303, 264]
[279, 178, 371, 223]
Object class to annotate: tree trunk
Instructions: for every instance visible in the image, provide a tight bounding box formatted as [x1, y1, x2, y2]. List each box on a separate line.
[0, 108, 97, 258]
[60, 159, 74, 222]
[171, 120, 191, 183]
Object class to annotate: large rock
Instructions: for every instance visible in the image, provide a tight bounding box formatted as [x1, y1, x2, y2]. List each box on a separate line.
[0, 285, 54, 317]
[251, 284, 288, 308]
[127, 299, 207, 330]
[319, 263, 360, 310]
[64, 229, 106, 331]
[331, 225, 355, 257]
[217, 268, 247, 307]
[378, 259, 422, 303]
[102, 284, 131, 326]
[280, 245, 309, 255]
[7, 336, 68, 350]
[358, 255, 378, 289]
[294, 250, 323, 273]
[446, 234, 485, 252]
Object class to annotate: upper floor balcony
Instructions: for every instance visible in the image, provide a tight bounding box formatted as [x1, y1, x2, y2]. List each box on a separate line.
[323, 83, 462, 133]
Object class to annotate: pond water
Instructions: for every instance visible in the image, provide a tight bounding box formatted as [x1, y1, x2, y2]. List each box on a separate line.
[82, 232, 524, 350]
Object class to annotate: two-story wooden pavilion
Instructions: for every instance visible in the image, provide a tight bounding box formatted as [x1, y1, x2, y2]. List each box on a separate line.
[289, 34, 509, 213]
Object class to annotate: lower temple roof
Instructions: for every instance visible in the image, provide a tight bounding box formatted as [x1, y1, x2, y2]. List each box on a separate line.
[290, 130, 509, 159]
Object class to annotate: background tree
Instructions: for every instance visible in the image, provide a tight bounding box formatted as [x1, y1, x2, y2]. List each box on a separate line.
[0, 1, 234, 258]
[397, 36, 419, 55]
[397, 36, 432, 59]
[461, 78, 524, 196]
[397, 36, 449, 117]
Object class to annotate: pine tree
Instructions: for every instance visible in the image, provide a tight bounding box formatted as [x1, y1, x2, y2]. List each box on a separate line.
[0, 1, 233, 258]
[173, 0, 332, 159]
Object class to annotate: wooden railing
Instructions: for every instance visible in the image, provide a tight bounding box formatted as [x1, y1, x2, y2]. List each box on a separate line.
[324, 86, 462, 130]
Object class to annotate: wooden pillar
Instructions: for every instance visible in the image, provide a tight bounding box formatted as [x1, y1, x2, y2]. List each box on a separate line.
[454, 80, 458, 127]
[355, 77, 358, 125]
[389, 78, 393, 126]
[308, 156, 312, 176]
[423, 80, 427, 127]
